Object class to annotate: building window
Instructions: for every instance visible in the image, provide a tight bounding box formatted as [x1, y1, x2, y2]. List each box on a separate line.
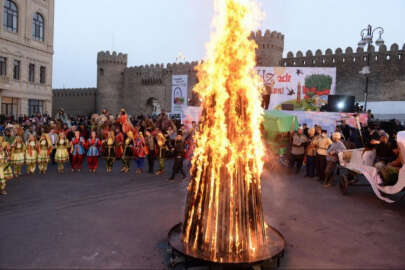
[13, 60, 20, 80]
[32, 13, 45, 41]
[0, 57, 6, 76]
[29, 63, 35, 82]
[40, 66, 46, 84]
[1, 97, 19, 116]
[99, 68, 104, 76]
[3, 0, 18, 32]
[28, 99, 44, 116]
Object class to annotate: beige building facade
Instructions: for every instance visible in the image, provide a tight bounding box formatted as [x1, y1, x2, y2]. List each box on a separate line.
[0, 0, 54, 116]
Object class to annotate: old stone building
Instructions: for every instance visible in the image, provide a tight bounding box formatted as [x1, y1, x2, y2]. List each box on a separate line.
[53, 29, 285, 116]
[282, 44, 405, 102]
[0, 0, 54, 116]
[53, 27, 405, 117]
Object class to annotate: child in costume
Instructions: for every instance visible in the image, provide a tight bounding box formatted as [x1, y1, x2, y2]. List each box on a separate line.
[1, 137, 13, 182]
[121, 131, 134, 173]
[86, 131, 102, 173]
[70, 131, 86, 172]
[103, 131, 115, 173]
[25, 135, 38, 175]
[11, 136, 25, 177]
[134, 132, 147, 174]
[55, 132, 70, 173]
[38, 134, 52, 174]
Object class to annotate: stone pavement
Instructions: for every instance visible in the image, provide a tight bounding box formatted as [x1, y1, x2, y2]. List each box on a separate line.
[0, 161, 404, 269]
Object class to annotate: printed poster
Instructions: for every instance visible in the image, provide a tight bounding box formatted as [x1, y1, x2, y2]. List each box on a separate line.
[172, 75, 188, 112]
[256, 67, 336, 111]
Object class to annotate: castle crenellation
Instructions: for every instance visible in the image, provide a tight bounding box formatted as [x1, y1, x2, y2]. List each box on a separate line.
[53, 29, 405, 117]
[282, 43, 405, 67]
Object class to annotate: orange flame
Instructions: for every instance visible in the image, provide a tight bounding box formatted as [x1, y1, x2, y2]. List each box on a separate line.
[182, 0, 267, 263]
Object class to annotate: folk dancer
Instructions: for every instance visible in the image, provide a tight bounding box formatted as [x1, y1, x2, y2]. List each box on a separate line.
[0, 142, 12, 195]
[118, 108, 134, 135]
[134, 132, 147, 174]
[11, 136, 25, 177]
[86, 131, 102, 173]
[145, 130, 157, 174]
[121, 131, 134, 173]
[0, 137, 13, 182]
[55, 132, 70, 173]
[25, 135, 39, 175]
[103, 131, 116, 173]
[115, 128, 125, 161]
[38, 134, 52, 174]
[70, 131, 86, 172]
[155, 129, 166, 176]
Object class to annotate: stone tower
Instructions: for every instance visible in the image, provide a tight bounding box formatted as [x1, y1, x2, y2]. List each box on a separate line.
[96, 51, 127, 114]
[252, 30, 285, 66]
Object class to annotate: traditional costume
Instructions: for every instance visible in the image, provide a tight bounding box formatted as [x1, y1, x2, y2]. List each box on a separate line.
[118, 109, 134, 135]
[87, 136, 101, 172]
[25, 135, 38, 175]
[103, 132, 115, 173]
[155, 131, 166, 175]
[0, 144, 11, 195]
[134, 133, 147, 174]
[11, 136, 25, 177]
[38, 134, 52, 174]
[71, 135, 86, 171]
[121, 132, 134, 173]
[55, 134, 70, 173]
[115, 131, 124, 159]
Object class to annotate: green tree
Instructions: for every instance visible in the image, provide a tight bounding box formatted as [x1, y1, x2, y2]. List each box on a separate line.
[305, 74, 333, 91]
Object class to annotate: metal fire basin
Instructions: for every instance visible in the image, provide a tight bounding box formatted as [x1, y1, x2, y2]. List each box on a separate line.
[168, 223, 286, 269]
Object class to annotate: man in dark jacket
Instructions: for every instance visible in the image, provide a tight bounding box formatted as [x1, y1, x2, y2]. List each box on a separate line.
[169, 134, 186, 181]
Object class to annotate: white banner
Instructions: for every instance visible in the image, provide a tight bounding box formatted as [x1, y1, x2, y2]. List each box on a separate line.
[256, 67, 336, 111]
[172, 75, 188, 112]
[181, 106, 202, 129]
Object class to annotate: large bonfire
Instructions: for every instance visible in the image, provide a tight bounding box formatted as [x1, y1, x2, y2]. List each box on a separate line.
[182, 0, 267, 263]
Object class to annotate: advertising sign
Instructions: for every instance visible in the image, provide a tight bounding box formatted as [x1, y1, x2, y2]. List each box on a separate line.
[172, 75, 188, 112]
[256, 67, 336, 111]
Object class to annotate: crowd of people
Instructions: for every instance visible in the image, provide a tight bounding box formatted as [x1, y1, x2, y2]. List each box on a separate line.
[287, 118, 404, 187]
[0, 109, 197, 196]
[1, 107, 403, 197]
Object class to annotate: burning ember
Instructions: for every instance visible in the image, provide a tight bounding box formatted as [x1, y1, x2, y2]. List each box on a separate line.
[182, 0, 268, 263]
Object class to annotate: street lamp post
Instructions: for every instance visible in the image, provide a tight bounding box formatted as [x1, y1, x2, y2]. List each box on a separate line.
[358, 24, 384, 111]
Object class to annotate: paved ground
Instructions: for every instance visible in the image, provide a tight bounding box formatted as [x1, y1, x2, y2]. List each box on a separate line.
[0, 161, 404, 269]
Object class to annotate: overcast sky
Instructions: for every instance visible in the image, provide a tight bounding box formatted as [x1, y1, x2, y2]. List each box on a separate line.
[53, 0, 405, 88]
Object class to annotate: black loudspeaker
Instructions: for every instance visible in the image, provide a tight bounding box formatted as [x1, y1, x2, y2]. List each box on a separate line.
[327, 95, 355, 113]
[281, 104, 295, 111]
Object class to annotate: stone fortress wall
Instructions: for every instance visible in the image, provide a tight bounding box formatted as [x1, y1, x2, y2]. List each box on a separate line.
[53, 29, 405, 117]
[281, 44, 405, 102]
[53, 29, 285, 116]
[52, 88, 96, 116]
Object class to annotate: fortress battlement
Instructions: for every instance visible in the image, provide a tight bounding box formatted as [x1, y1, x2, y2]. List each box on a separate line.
[97, 51, 128, 65]
[282, 43, 405, 67]
[53, 88, 97, 97]
[250, 29, 284, 50]
[126, 61, 201, 76]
